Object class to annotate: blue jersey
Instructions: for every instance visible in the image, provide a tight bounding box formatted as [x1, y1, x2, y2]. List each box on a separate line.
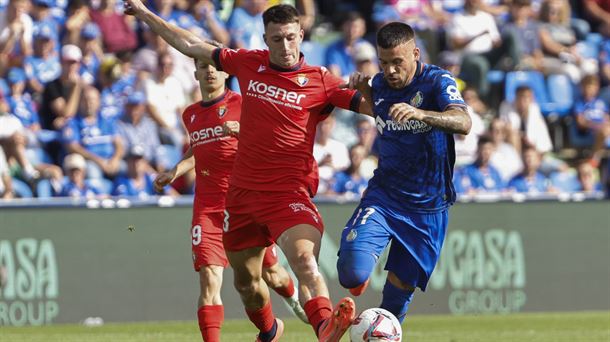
[7, 96, 40, 128]
[367, 62, 466, 212]
[462, 163, 505, 192]
[112, 174, 157, 198]
[62, 115, 117, 159]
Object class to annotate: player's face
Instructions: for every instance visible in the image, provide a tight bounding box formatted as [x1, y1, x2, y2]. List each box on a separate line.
[378, 39, 420, 89]
[194, 60, 226, 92]
[264, 22, 304, 68]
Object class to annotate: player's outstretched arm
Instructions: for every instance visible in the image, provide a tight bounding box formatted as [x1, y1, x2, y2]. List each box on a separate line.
[345, 72, 373, 116]
[153, 148, 195, 193]
[389, 104, 471, 135]
[123, 0, 216, 65]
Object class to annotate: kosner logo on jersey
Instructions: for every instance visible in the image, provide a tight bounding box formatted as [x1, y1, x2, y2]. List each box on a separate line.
[189, 125, 228, 145]
[428, 230, 527, 314]
[246, 80, 306, 109]
[0, 239, 59, 326]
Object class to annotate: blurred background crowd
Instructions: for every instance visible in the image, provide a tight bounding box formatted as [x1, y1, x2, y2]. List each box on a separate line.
[0, 0, 608, 201]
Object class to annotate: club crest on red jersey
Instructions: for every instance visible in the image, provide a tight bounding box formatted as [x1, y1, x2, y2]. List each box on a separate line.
[296, 74, 309, 87]
[217, 105, 227, 118]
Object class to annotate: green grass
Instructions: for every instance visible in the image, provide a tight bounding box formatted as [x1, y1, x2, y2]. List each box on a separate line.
[1, 311, 609, 342]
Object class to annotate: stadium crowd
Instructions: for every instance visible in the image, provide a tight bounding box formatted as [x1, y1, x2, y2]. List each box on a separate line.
[0, 0, 608, 200]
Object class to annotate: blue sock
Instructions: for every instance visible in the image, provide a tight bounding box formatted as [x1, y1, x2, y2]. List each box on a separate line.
[380, 281, 414, 323]
[258, 320, 277, 342]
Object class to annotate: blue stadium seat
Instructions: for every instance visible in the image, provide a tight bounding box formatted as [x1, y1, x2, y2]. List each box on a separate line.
[86, 178, 113, 195]
[568, 120, 595, 148]
[36, 179, 53, 198]
[487, 70, 505, 85]
[156, 145, 182, 171]
[301, 40, 327, 67]
[550, 170, 580, 192]
[12, 178, 33, 198]
[230, 76, 240, 94]
[504, 71, 561, 117]
[546, 74, 574, 116]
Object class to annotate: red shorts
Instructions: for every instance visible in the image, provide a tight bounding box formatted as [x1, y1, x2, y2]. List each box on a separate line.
[222, 187, 324, 252]
[191, 212, 279, 271]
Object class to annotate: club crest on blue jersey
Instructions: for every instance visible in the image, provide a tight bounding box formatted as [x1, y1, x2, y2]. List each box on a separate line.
[296, 74, 309, 87]
[217, 105, 227, 118]
[410, 91, 423, 107]
[346, 229, 358, 242]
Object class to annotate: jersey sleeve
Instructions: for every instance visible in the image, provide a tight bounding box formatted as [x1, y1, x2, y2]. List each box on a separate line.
[62, 119, 79, 144]
[212, 48, 250, 76]
[434, 71, 467, 111]
[321, 67, 361, 113]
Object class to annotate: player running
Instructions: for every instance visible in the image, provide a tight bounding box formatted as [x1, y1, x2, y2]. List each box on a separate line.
[124, 2, 372, 341]
[153, 59, 307, 342]
[339, 22, 472, 322]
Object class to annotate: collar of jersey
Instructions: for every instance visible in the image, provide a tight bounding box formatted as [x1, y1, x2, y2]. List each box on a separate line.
[200, 90, 227, 107]
[268, 53, 305, 72]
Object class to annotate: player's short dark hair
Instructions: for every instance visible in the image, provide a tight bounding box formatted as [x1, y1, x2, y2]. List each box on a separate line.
[376, 22, 416, 49]
[263, 4, 300, 27]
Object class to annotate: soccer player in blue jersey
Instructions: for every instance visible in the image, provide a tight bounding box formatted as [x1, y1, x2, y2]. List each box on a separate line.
[338, 22, 472, 323]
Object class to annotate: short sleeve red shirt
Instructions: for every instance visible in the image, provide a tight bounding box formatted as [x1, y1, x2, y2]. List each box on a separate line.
[182, 90, 241, 213]
[212, 48, 361, 196]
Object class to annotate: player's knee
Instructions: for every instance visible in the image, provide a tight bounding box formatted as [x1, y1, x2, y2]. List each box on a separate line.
[337, 251, 375, 289]
[233, 277, 259, 296]
[290, 252, 319, 282]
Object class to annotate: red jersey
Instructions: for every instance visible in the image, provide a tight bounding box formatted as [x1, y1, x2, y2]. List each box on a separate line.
[212, 48, 361, 196]
[182, 90, 241, 213]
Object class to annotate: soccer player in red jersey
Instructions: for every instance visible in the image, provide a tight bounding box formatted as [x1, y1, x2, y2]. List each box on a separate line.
[154, 59, 307, 342]
[125, 2, 373, 341]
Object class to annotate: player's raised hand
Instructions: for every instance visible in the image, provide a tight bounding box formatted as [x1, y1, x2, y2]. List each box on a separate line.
[343, 72, 372, 94]
[222, 121, 240, 137]
[389, 103, 424, 123]
[153, 171, 176, 193]
[123, 0, 146, 16]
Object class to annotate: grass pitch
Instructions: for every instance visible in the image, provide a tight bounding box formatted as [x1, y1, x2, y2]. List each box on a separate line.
[1, 311, 608, 341]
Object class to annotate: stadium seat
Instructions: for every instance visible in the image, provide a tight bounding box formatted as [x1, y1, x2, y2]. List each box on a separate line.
[504, 71, 561, 118]
[550, 169, 580, 193]
[487, 70, 505, 85]
[230, 76, 240, 94]
[301, 40, 327, 67]
[567, 119, 595, 148]
[36, 179, 53, 198]
[12, 178, 33, 198]
[546, 74, 574, 117]
[86, 178, 113, 195]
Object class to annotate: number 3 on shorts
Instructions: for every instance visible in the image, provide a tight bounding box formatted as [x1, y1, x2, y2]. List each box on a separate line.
[223, 210, 230, 232]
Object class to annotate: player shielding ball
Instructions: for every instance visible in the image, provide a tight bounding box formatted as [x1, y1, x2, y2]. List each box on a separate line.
[339, 22, 472, 322]
[125, 1, 373, 340]
[154, 59, 306, 342]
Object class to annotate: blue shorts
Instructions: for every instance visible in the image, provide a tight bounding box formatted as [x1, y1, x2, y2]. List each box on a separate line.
[339, 201, 448, 291]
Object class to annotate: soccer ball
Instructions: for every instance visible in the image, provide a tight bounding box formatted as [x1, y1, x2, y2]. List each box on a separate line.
[349, 308, 402, 341]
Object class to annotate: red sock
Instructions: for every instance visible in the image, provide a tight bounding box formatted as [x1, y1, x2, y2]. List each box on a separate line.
[197, 305, 224, 342]
[245, 302, 276, 333]
[272, 277, 295, 298]
[304, 296, 332, 335]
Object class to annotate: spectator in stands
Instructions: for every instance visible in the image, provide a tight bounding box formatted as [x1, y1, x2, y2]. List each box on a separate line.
[0, 0, 33, 62]
[226, 0, 267, 49]
[24, 24, 61, 95]
[6, 68, 40, 135]
[499, 85, 553, 154]
[455, 86, 486, 167]
[352, 40, 378, 77]
[332, 143, 369, 198]
[90, 0, 137, 53]
[79, 23, 104, 85]
[40, 44, 83, 130]
[314, 115, 350, 194]
[58, 152, 99, 198]
[62, 0, 90, 45]
[575, 159, 602, 193]
[0, 147, 13, 199]
[508, 144, 555, 193]
[538, 0, 593, 82]
[489, 118, 524, 183]
[62, 85, 124, 179]
[600, 23, 610, 103]
[112, 145, 160, 198]
[191, 0, 230, 46]
[31, 0, 61, 34]
[502, 0, 544, 71]
[98, 57, 126, 123]
[583, 0, 610, 33]
[573, 74, 610, 145]
[0, 95, 39, 181]
[325, 11, 367, 78]
[461, 136, 505, 194]
[447, 0, 518, 97]
[144, 51, 186, 147]
[116, 91, 162, 170]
